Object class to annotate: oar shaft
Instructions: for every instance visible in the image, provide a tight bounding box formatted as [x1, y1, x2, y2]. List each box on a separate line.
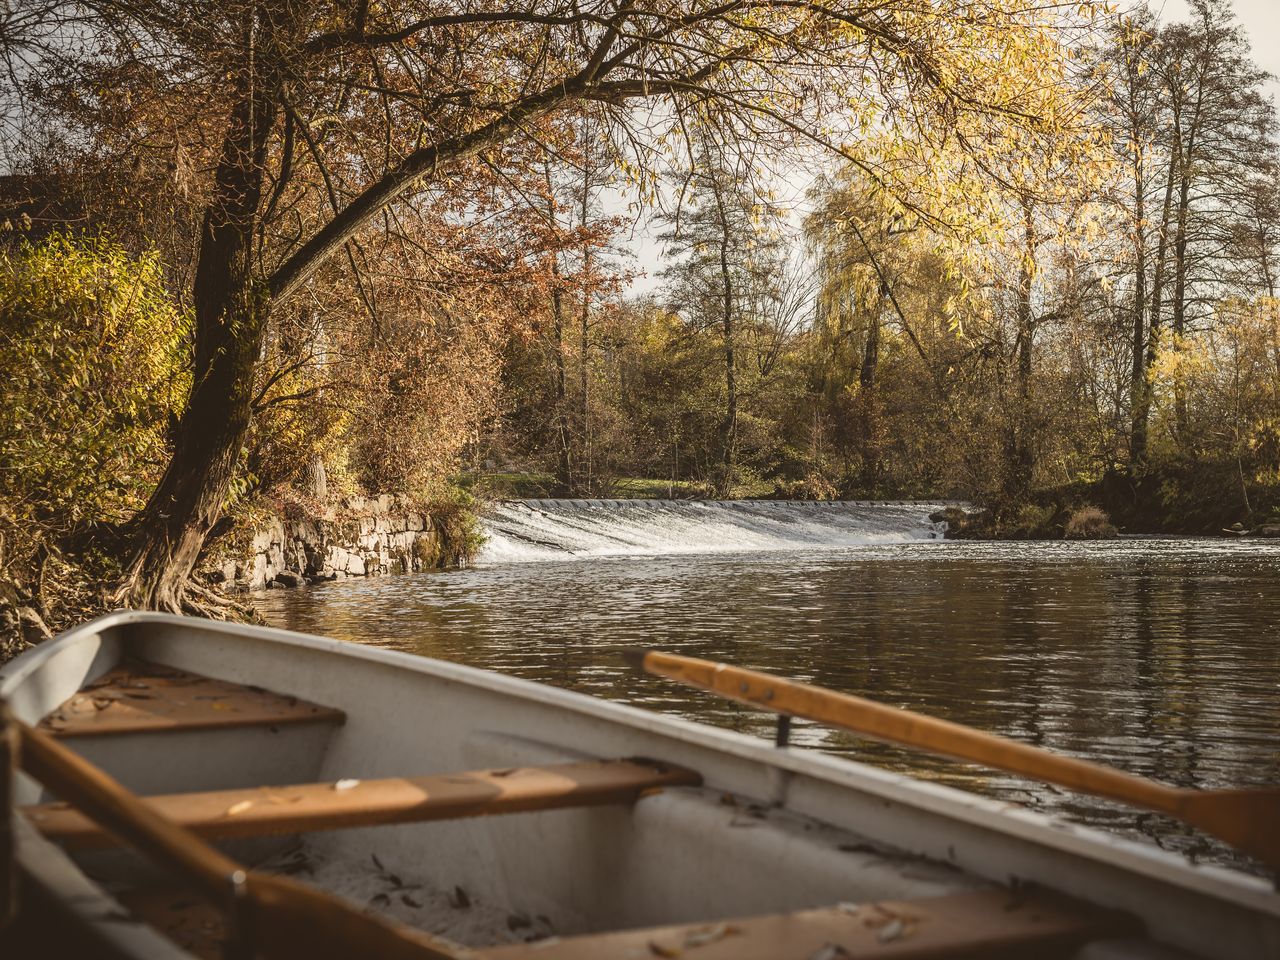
[18, 722, 235, 902]
[639, 651, 1185, 816]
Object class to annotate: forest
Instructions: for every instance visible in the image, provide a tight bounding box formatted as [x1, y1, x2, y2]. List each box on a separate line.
[1, 0, 1278, 649]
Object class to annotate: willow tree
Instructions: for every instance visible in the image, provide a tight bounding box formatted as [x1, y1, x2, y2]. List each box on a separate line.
[9, 0, 1097, 611]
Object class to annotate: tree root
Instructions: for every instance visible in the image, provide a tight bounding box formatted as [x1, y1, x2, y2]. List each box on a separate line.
[180, 581, 262, 622]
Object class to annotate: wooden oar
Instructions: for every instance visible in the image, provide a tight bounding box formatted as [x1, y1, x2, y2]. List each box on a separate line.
[625, 649, 1280, 868]
[15, 717, 465, 960]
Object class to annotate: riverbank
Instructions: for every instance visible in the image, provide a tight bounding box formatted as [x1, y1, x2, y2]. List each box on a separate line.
[0, 487, 484, 663]
[943, 462, 1280, 540]
[206, 492, 482, 592]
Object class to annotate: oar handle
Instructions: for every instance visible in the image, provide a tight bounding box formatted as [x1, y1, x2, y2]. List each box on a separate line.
[632, 650, 1186, 816]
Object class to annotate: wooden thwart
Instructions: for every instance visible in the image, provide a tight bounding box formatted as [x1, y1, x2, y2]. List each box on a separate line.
[38, 659, 345, 738]
[482, 888, 1139, 960]
[24, 758, 702, 849]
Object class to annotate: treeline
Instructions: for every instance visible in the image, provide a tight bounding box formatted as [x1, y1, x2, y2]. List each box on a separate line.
[0, 0, 1272, 647]
[494, 0, 1280, 529]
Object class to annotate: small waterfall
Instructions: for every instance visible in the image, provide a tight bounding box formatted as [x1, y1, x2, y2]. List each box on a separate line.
[478, 499, 950, 564]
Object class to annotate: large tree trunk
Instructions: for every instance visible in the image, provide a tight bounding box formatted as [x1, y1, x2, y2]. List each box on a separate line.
[711, 179, 737, 492]
[1170, 168, 1193, 446]
[116, 36, 282, 611]
[549, 249, 573, 495]
[1134, 147, 1179, 468]
[1127, 144, 1149, 468]
[1003, 203, 1037, 499]
[857, 286, 883, 491]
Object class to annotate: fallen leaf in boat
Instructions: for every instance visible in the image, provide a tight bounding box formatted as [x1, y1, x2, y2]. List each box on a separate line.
[334, 778, 360, 790]
[371, 853, 386, 871]
[507, 913, 532, 931]
[806, 945, 851, 960]
[648, 939, 682, 957]
[369, 893, 391, 908]
[449, 885, 471, 909]
[877, 919, 908, 943]
[224, 800, 254, 816]
[401, 894, 423, 909]
[683, 923, 737, 947]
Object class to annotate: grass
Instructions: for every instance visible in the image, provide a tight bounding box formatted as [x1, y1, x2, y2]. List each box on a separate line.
[459, 472, 772, 500]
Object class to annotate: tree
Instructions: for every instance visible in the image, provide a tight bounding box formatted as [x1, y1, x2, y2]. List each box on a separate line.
[658, 146, 792, 493]
[1151, 0, 1275, 450]
[8, 0, 1098, 609]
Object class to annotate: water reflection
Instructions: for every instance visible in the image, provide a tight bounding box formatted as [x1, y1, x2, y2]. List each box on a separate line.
[255, 538, 1280, 873]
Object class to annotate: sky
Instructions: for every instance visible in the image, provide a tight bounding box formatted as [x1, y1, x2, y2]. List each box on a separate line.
[1160, 0, 1280, 98]
[619, 0, 1280, 296]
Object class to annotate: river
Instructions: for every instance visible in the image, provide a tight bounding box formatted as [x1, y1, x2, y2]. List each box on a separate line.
[255, 500, 1280, 874]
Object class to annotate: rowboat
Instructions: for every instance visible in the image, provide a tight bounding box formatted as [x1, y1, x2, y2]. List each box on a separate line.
[1, 611, 1277, 959]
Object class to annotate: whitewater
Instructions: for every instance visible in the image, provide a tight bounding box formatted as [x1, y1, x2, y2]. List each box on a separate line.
[477, 499, 951, 564]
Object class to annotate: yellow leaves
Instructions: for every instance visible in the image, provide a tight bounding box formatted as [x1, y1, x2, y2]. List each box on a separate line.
[0, 233, 191, 529]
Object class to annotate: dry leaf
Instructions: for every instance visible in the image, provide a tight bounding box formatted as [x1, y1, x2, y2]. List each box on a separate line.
[648, 940, 682, 958]
[683, 923, 736, 948]
[224, 800, 254, 816]
[877, 919, 907, 943]
[334, 778, 360, 790]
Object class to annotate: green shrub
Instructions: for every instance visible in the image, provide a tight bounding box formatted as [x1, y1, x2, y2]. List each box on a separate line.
[428, 487, 487, 566]
[0, 233, 191, 533]
[1063, 505, 1117, 539]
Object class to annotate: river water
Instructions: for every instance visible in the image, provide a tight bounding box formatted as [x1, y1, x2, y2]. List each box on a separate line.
[255, 503, 1280, 874]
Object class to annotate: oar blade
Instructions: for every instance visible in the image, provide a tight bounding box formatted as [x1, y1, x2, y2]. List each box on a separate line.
[1180, 787, 1280, 869]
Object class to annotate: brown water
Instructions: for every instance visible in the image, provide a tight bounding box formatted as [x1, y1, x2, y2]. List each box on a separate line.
[255, 536, 1280, 874]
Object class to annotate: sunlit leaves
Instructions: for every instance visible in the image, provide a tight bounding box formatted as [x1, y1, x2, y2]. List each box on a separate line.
[0, 233, 191, 528]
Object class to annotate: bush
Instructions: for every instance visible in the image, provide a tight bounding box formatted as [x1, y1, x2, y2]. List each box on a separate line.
[1064, 505, 1117, 540]
[428, 488, 487, 566]
[0, 233, 190, 535]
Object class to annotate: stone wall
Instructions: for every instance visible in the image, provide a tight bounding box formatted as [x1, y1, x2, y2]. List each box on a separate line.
[209, 495, 445, 591]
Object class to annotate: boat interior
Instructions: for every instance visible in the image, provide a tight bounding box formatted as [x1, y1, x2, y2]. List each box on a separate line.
[1, 614, 1272, 959]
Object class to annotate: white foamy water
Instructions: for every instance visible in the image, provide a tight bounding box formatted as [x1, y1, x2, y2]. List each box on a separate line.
[478, 498, 949, 564]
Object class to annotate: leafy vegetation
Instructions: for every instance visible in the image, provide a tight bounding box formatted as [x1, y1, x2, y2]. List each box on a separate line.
[0, 0, 1276, 654]
[0, 234, 190, 654]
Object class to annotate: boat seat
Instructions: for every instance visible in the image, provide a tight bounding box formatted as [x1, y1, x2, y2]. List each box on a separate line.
[111, 886, 1138, 960]
[480, 888, 1140, 959]
[37, 659, 346, 739]
[22, 758, 703, 848]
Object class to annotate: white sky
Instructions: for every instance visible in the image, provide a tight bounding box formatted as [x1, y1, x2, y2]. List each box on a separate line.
[618, 0, 1280, 296]
[1160, 0, 1280, 100]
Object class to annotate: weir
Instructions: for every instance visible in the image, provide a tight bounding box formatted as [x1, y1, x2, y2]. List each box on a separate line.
[478, 499, 951, 563]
